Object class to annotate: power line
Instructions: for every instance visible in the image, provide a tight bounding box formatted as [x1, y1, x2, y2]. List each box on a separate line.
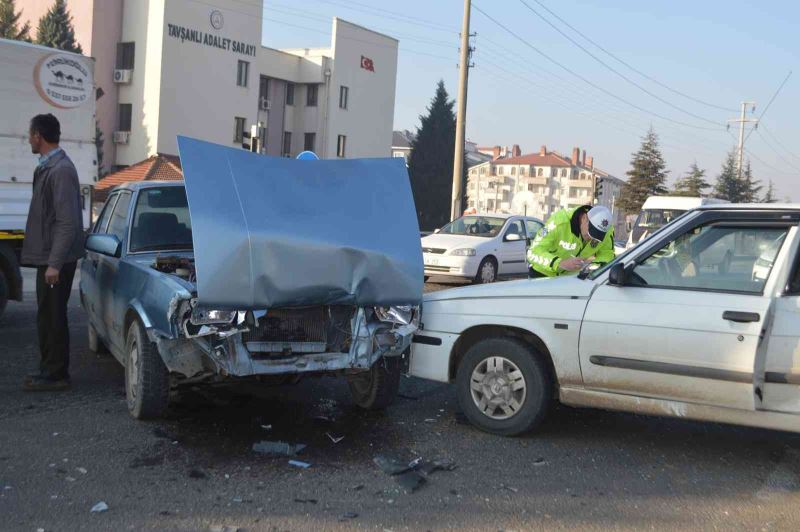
[522, 0, 737, 113]
[472, 3, 724, 131]
[515, 0, 725, 127]
[744, 70, 792, 142]
[760, 124, 800, 163]
[755, 129, 800, 174]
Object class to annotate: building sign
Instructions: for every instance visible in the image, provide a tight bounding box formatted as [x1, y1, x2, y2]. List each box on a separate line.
[360, 55, 375, 72]
[210, 10, 224, 30]
[166, 23, 257, 57]
[33, 52, 91, 109]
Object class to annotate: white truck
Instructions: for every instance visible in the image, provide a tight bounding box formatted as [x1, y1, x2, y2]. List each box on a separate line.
[0, 38, 97, 317]
[626, 196, 726, 250]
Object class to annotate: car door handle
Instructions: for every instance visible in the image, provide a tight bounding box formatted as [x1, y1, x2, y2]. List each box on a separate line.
[723, 311, 760, 323]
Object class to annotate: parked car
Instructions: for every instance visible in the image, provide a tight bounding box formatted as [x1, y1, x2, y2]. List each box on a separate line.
[410, 204, 800, 436]
[421, 214, 544, 284]
[80, 137, 423, 419]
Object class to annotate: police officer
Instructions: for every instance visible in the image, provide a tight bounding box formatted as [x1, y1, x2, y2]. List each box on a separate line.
[527, 205, 614, 278]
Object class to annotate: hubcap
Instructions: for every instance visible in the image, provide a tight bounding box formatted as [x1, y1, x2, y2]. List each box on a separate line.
[481, 262, 496, 283]
[127, 340, 139, 405]
[470, 356, 526, 420]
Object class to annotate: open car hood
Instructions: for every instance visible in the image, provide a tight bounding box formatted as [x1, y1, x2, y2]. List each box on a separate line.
[177, 136, 423, 309]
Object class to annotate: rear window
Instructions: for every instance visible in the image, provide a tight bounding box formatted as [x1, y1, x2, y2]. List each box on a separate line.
[129, 187, 193, 253]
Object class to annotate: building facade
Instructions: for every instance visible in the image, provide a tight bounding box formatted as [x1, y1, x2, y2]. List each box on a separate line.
[20, 0, 398, 170]
[466, 145, 626, 233]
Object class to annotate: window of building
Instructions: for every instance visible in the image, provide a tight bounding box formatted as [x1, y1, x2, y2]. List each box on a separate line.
[561, 168, 567, 177]
[336, 135, 346, 157]
[339, 86, 349, 109]
[286, 82, 295, 105]
[520, 167, 526, 176]
[569, 188, 578, 198]
[537, 168, 543, 176]
[480, 167, 486, 176]
[551, 168, 557, 177]
[117, 103, 132, 132]
[116, 42, 135, 70]
[511, 167, 516, 175]
[233, 117, 246, 143]
[259, 76, 269, 103]
[282, 131, 292, 156]
[307, 84, 318, 106]
[527, 184, 534, 192]
[236, 60, 249, 87]
[498, 166, 504, 175]
[304, 132, 316, 152]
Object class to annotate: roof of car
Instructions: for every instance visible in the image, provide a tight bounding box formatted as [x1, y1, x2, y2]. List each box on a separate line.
[698, 203, 800, 211]
[462, 212, 535, 219]
[111, 180, 185, 192]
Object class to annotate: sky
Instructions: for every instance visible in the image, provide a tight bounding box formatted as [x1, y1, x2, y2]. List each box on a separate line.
[258, 0, 800, 200]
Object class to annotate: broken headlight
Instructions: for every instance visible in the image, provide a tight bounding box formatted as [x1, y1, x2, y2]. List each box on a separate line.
[190, 308, 237, 325]
[374, 305, 415, 326]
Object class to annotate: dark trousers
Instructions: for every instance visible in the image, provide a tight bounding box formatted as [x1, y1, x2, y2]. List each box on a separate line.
[35, 261, 77, 380]
[528, 267, 546, 279]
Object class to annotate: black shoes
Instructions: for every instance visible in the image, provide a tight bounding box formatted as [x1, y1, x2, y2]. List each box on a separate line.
[23, 374, 71, 391]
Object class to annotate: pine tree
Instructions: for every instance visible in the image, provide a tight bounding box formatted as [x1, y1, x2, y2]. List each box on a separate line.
[762, 180, 777, 203]
[0, 0, 31, 41]
[740, 160, 762, 203]
[408, 80, 458, 231]
[713, 150, 742, 202]
[617, 127, 669, 214]
[672, 162, 710, 197]
[35, 0, 82, 54]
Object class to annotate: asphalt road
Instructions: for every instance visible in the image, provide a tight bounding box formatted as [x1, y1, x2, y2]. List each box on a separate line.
[2, 279, 800, 531]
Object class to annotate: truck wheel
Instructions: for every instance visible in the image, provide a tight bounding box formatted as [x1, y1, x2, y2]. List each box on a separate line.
[456, 337, 552, 436]
[87, 322, 107, 354]
[0, 269, 7, 319]
[348, 356, 402, 410]
[125, 319, 170, 419]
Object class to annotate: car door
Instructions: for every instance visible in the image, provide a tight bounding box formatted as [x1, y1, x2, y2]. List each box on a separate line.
[498, 218, 528, 274]
[95, 190, 132, 352]
[81, 192, 119, 333]
[579, 211, 794, 411]
[757, 226, 800, 414]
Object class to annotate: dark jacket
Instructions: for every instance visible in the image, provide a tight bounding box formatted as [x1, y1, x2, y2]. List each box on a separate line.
[21, 149, 85, 269]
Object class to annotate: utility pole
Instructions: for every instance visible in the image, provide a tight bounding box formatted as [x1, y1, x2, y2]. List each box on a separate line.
[450, 0, 474, 221]
[728, 101, 758, 179]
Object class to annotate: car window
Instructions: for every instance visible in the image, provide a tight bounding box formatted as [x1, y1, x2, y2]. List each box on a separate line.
[504, 220, 525, 240]
[129, 187, 193, 253]
[106, 192, 131, 242]
[525, 220, 543, 238]
[93, 193, 118, 234]
[439, 216, 506, 237]
[630, 224, 788, 294]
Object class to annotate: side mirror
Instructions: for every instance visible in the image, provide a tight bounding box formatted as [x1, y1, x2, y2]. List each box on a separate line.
[434, 228, 441, 234]
[504, 233, 522, 242]
[86, 233, 121, 258]
[607, 263, 628, 286]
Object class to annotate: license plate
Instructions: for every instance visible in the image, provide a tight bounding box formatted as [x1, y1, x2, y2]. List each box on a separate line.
[425, 256, 439, 266]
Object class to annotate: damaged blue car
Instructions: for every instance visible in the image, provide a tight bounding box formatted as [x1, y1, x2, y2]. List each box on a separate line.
[80, 137, 423, 419]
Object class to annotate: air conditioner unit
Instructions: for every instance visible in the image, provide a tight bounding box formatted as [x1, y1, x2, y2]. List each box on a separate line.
[113, 131, 130, 144]
[259, 98, 271, 111]
[113, 69, 132, 84]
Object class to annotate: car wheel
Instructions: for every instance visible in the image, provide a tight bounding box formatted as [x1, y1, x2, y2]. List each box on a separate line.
[474, 257, 498, 284]
[0, 269, 8, 319]
[424, 276, 430, 283]
[87, 322, 107, 354]
[456, 337, 552, 436]
[125, 319, 170, 419]
[347, 356, 402, 410]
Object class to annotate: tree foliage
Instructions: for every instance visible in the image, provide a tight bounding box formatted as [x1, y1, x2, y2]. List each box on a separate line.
[0, 0, 31, 41]
[762, 180, 777, 203]
[408, 80, 459, 231]
[672, 162, 710, 197]
[35, 0, 82, 54]
[617, 127, 669, 214]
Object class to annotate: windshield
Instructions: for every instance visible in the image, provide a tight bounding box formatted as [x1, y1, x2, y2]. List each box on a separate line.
[129, 187, 193, 253]
[439, 216, 507, 237]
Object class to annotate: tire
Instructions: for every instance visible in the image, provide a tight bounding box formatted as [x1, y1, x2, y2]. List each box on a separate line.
[125, 319, 170, 419]
[424, 276, 430, 283]
[87, 321, 108, 354]
[347, 356, 402, 410]
[0, 269, 7, 319]
[473, 257, 498, 284]
[456, 337, 552, 436]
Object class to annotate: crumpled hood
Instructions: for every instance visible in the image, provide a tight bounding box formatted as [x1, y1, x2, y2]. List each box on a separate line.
[177, 136, 423, 309]
[423, 275, 596, 303]
[421, 233, 488, 252]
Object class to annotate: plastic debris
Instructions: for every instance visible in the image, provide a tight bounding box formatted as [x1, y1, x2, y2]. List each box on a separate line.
[373, 454, 417, 476]
[373, 454, 456, 493]
[252, 441, 306, 457]
[533, 458, 547, 466]
[351, 484, 365, 491]
[339, 511, 359, 521]
[288, 460, 311, 469]
[326, 432, 345, 444]
[293, 498, 318, 504]
[395, 471, 426, 493]
[76, 467, 88, 475]
[65, 476, 76, 482]
[90, 501, 109, 513]
[209, 526, 240, 532]
[501, 484, 519, 493]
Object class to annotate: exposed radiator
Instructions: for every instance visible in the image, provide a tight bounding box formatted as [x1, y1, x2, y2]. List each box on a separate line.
[244, 307, 327, 353]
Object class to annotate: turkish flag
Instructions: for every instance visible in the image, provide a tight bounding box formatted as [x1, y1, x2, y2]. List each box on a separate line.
[360, 55, 375, 72]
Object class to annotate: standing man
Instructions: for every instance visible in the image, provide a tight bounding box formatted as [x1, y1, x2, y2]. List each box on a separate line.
[527, 204, 614, 278]
[21, 114, 84, 391]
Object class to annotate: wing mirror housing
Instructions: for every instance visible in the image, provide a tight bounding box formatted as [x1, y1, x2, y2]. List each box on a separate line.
[607, 262, 628, 286]
[85, 234, 122, 258]
[434, 228, 441, 234]
[505, 233, 522, 242]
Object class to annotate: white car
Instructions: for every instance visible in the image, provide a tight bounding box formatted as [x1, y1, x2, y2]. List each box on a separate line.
[422, 214, 544, 284]
[410, 204, 800, 436]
